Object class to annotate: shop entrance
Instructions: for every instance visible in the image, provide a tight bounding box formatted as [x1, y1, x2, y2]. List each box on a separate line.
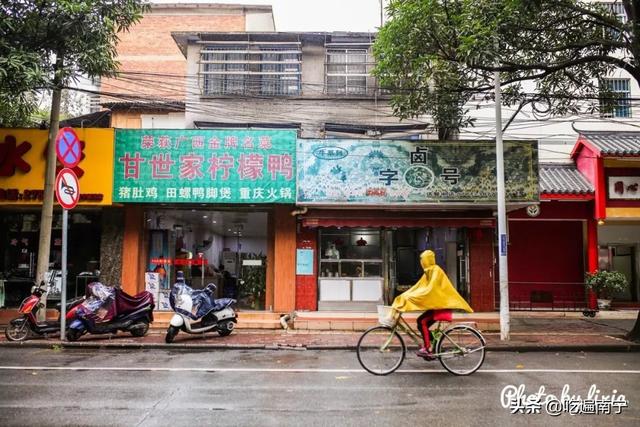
[316, 226, 469, 311]
[390, 228, 469, 302]
[146, 209, 269, 310]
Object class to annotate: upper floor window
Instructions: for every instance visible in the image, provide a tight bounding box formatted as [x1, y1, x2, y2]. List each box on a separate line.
[200, 43, 301, 96]
[600, 78, 631, 118]
[325, 47, 374, 95]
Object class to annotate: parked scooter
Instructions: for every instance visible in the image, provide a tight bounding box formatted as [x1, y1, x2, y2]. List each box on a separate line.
[66, 282, 154, 341]
[165, 271, 237, 343]
[4, 276, 84, 341]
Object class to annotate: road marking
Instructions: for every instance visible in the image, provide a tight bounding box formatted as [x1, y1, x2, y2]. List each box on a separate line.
[0, 366, 639, 374]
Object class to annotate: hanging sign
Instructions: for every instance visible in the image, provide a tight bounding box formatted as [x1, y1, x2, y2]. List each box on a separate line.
[55, 168, 80, 209]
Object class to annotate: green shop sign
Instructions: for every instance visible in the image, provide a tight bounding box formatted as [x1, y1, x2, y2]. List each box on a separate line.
[297, 139, 538, 204]
[113, 129, 296, 203]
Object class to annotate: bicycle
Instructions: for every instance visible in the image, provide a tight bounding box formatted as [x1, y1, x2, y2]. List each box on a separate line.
[356, 307, 486, 376]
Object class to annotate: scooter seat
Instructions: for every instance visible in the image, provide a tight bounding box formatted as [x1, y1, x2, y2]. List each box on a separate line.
[116, 289, 154, 314]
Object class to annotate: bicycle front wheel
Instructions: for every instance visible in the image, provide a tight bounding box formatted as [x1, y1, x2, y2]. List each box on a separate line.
[357, 326, 406, 376]
[436, 325, 486, 376]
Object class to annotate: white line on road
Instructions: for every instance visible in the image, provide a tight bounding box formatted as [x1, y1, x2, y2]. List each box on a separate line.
[0, 366, 639, 374]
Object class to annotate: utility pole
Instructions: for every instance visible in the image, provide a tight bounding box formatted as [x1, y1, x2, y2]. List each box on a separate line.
[494, 69, 510, 341]
[35, 54, 63, 321]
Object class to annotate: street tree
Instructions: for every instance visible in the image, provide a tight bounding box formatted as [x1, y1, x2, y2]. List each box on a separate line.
[374, 0, 640, 340]
[0, 0, 148, 315]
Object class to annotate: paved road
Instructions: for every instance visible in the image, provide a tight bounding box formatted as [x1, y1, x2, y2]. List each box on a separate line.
[0, 348, 638, 426]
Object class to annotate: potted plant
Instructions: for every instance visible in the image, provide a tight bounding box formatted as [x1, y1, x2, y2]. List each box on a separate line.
[585, 270, 629, 310]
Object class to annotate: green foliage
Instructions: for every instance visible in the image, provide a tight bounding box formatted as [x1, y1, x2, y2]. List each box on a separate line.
[0, 0, 149, 125]
[585, 270, 629, 298]
[240, 253, 267, 310]
[374, 0, 634, 136]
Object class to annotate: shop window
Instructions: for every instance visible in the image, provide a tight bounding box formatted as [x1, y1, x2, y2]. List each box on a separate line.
[319, 228, 382, 278]
[145, 209, 269, 310]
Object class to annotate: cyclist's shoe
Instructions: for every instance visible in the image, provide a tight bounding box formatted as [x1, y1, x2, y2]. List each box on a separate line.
[416, 347, 436, 361]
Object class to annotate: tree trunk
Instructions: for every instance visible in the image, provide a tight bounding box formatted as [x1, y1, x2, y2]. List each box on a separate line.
[627, 311, 640, 342]
[35, 56, 63, 321]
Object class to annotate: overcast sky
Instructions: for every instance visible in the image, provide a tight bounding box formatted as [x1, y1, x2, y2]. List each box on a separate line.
[151, 0, 385, 32]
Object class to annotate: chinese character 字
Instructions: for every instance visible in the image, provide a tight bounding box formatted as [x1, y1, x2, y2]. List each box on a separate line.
[440, 167, 461, 185]
[119, 152, 146, 179]
[0, 135, 32, 176]
[379, 169, 399, 186]
[410, 147, 429, 164]
[240, 188, 251, 199]
[208, 154, 235, 180]
[150, 154, 175, 179]
[267, 154, 293, 180]
[140, 135, 154, 149]
[145, 187, 158, 199]
[191, 136, 204, 149]
[220, 188, 232, 199]
[118, 187, 131, 199]
[208, 137, 220, 149]
[179, 154, 204, 180]
[157, 136, 171, 149]
[206, 187, 218, 199]
[238, 153, 264, 180]
[192, 187, 205, 199]
[258, 136, 272, 149]
[253, 188, 265, 199]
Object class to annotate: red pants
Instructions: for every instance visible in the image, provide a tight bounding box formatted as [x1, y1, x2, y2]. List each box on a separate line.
[417, 309, 453, 348]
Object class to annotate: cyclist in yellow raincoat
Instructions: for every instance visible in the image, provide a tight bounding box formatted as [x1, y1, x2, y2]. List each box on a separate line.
[392, 249, 473, 359]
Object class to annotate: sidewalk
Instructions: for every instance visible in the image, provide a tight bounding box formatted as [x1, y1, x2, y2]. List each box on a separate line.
[2, 315, 638, 352]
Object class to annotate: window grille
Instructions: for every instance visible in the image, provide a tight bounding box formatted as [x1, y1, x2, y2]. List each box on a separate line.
[200, 43, 301, 96]
[600, 78, 631, 118]
[325, 47, 375, 95]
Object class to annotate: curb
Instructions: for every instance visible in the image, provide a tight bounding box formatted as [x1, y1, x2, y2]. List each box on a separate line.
[1, 341, 639, 352]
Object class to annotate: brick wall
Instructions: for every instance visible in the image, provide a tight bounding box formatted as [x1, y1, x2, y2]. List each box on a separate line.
[101, 11, 246, 102]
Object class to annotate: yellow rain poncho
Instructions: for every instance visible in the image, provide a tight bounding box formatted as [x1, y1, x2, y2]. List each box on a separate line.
[392, 250, 473, 313]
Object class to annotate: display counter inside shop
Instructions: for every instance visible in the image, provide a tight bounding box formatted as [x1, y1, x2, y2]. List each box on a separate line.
[318, 259, 383, 302]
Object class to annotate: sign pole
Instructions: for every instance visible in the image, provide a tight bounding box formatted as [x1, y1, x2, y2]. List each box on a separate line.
[60, 209, 68, 341]
[494, 69, 510, 341]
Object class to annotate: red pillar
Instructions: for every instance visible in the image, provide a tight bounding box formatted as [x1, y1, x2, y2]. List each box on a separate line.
[295, 227, 318, 311]
[586, 217, 599, 309]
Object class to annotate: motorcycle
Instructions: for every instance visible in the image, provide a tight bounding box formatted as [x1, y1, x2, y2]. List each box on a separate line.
[4, 277, 84, 342]
[165, 271, 237, 343]
[66, 282, 154, 341]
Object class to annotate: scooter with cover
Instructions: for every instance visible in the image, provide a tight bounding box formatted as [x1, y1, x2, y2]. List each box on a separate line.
[66, 282, 154, 341]
[165, 271, 237, 343]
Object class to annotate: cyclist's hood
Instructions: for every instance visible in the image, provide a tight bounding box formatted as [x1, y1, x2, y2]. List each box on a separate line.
[392, 250, 472, 313]
[419, 250, 436, 271]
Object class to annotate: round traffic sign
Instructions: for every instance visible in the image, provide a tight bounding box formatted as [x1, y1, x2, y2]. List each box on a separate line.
[55, 168, 80, 209]
[55, 127, 82, 169]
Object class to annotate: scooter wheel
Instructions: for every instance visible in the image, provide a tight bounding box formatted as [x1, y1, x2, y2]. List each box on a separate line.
[165, 325, 179, 343]
[66, 329, 83, 342]
[217, 320, 235, 337]
[5, 320, 30, 342]
[130, 322, 149, 337]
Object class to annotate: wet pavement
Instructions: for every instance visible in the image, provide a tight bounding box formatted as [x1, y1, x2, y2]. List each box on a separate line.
[1, 316, 638, 351]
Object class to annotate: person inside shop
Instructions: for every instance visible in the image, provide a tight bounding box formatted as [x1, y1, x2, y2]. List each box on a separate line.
[219, 265, 238, 299]
[391, 249, 473, 360]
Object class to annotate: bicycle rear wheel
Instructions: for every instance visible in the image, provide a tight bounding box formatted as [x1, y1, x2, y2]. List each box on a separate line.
[436, 325, 485, 376]
[357, 326, 406, 375]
